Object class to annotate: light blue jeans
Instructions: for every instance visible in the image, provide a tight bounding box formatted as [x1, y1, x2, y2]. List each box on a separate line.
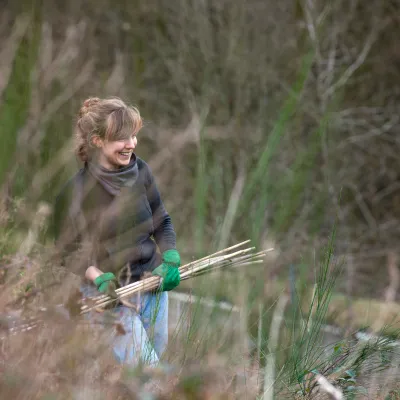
[81, 285, 168, 367]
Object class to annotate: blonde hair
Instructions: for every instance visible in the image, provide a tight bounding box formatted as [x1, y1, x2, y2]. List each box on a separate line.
[75, 97, 143, 162]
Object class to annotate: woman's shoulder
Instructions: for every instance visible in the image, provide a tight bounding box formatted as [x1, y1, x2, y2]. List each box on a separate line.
[56, 168, 87, 200]
[136, 156, 149, 170]
[52, 168, 87, 239]
[136, 156, 153, 179]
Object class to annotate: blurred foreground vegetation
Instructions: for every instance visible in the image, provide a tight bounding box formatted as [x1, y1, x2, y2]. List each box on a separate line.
[1, 0, 400, 398]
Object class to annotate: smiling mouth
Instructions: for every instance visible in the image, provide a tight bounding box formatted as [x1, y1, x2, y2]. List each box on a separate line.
[119, 152, 131, 157]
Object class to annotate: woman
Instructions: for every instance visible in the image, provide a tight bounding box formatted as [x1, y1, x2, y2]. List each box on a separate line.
[53, 96, 181, 366]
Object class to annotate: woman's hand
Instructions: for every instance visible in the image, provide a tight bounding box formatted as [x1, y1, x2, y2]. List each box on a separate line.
[152, 249, 181, 291]
[85, 266, 118, 298]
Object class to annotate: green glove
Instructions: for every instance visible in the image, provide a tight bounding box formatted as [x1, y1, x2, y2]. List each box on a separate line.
[152, 249, 181, 291]
[94, 272, 118, 299]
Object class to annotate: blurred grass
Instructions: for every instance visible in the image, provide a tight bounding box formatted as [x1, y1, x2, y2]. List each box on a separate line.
[0, 35, 34, 187]
[238, 51, 315, 244]
[0, 3, 399, 398]
[194, 110, 209, 257]
[2, 218, 400, 398]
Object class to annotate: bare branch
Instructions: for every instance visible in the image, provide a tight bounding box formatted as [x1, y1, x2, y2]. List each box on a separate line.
[105, 50, 125, 95]
[18, 202, 52, 257]
[384, 251, 399, 303]
[218, 157, 246, 249]
[147, 113, 232, 173]
[323, 24, 385, 98]
[372, 181, 400, 205]
[41, 21, 87, 88]
[262, 293, 289, 400]
[39, 22, 53, 75]
[346, 183, 377, 231]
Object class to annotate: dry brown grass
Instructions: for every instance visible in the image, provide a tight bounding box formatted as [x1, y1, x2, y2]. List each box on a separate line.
[0, 248, 261, 399]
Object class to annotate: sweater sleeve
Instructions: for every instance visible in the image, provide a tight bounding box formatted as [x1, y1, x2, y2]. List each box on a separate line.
[142, 161, 177, 253]
[52, 180, 76, 249]
[51, 173, 94, 275]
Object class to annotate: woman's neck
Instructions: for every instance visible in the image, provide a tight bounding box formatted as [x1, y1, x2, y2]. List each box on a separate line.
[93, 154, 119, 171]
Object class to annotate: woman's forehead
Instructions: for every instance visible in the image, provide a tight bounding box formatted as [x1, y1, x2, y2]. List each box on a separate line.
[105, 108, 141, 140]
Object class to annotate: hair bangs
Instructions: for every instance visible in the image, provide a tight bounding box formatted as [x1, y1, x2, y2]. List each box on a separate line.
[105, 106, 143, 142]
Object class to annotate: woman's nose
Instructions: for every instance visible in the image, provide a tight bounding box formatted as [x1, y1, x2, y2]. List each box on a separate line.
[125, 136, 136, 148]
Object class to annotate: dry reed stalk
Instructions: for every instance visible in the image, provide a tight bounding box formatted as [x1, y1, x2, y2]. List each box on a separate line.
[86, 245, 257, 304]
[89, 249, 266, 310]
[85, 240, 253, 305]
[181, 251, 272, 280]
[180, 259, 265, 281]
[81, 245, 273, 313]
[315, 374, 344, 400]
[262, 293, 289, 400]
[1, 245, 272, 337]
[180, 240, 252, 270]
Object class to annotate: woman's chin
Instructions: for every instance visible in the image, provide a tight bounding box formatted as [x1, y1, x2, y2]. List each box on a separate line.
[113, 158, 129, 167]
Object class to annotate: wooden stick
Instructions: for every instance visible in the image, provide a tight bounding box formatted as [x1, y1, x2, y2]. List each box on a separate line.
[81, 245, 269, 313]
[181, 260, 264, 280]
[179, 240, 251, 270]
[81, 249, 262, 313]
[186, 255, 267, 278]
[81, 255, 254, 313]
[86, 246, 256, 304]
[186, 249, 272, 277]
[87, 241, 253, 303]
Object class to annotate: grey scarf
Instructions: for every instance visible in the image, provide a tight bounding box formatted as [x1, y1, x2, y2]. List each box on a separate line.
[87, 154, 139, 196]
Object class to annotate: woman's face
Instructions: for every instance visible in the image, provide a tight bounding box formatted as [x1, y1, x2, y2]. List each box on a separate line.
[95, 134, 138, 170]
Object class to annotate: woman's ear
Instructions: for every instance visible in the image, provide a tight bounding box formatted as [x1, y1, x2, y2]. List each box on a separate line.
[91, 135, 103, 148]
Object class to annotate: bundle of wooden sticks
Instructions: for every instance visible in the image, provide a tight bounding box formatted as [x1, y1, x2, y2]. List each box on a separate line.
[0, 240, 272, 339]
[80, 240, 273, 314]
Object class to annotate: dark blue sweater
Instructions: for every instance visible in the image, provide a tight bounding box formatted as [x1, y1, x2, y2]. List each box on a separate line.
[53, 157, 176, 284]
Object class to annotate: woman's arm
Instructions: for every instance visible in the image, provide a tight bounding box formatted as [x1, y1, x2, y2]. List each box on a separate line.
[52, 182, 83, 269]
[85, 266, 118, 298]
[53, 172, 98, 276]
[85, 266, 103, 281]
[142, 161, 177, 253]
